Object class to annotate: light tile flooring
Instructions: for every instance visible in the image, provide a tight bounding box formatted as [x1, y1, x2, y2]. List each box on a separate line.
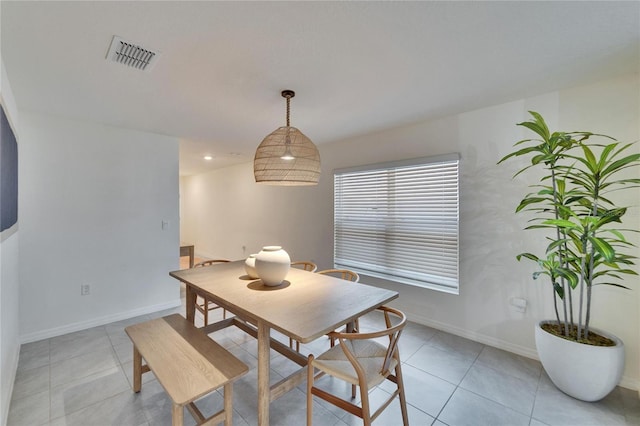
[8, 299, 640, 426]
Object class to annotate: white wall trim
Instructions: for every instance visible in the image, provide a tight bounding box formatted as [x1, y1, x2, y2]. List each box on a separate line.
[619, 376, 640, 392]
[19, 299, 181, 344]
[194, 250, 228, 260]
[408, 311, 639, 392]
[408, 311, 539, 359]
[1, 345, 19, 426]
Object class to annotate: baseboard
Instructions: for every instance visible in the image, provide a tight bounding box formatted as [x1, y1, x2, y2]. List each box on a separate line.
[19, 299, 182, 344]
[619, 376, 640, 392]
[407, 311, 539, 359]
[1, 343, 20, 426]
[407, 312, 639, 392]
[194, 250, 225, 261]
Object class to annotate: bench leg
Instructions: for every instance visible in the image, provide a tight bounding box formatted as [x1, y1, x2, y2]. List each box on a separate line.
[224, 383, 233, 426]
[172, 403, 183, 426]
[133, 346, 142, 393]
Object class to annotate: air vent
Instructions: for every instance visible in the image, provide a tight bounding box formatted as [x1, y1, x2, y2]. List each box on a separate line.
[106, 36, 160, 71]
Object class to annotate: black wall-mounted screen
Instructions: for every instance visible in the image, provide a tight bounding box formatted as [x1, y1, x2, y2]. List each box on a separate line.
[1, 104, 18, 232]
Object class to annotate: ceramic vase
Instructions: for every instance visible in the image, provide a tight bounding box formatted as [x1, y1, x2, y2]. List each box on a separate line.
[244, 254, 259, 279]
[255, 246, 290, 286]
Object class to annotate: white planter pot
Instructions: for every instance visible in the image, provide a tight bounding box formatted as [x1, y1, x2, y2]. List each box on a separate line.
[535, 320, 624, 402]
[255, 246, 290, 286]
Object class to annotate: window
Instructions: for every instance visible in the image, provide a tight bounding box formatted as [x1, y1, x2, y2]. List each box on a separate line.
[333, 154, 460, 294]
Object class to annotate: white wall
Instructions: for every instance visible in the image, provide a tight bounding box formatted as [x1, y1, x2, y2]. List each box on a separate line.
[181, 74, 640, 390]
[0, 56, 21, 426]
[180, 165, 327, 262]
[18, 112, 181, 341]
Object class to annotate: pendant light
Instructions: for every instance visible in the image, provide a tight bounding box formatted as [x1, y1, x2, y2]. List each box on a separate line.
[254, 90, 321, 185]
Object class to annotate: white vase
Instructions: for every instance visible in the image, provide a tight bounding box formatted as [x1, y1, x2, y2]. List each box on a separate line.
[255, 246, 290, 286]
[244, 254, 259, 279]
[535, 320, 625, 402]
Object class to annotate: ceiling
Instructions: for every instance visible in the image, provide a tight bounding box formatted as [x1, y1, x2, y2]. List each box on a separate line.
[2, 1, 639, 176]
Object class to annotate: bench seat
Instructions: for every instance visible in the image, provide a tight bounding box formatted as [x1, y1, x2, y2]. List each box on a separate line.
[125, 314, 248, 426]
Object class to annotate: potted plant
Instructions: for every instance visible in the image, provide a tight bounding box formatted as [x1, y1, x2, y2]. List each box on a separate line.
[498, 111, 639, 401]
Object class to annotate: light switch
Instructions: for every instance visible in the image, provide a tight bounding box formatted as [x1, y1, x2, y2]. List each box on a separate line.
[162, 220, 170, 230]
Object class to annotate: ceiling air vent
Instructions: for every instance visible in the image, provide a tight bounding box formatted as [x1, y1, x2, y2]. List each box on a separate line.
[106, 36, 160, 72]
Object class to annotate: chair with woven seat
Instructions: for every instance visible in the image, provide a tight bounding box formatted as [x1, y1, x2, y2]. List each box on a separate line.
[317, 269, 361, 346]
[286, 261, 319, 350]
[193, 259, 230, 325]
[316, 268, 359, 282]
[306, 306, 408, 426]
[291, 260, 318, 272]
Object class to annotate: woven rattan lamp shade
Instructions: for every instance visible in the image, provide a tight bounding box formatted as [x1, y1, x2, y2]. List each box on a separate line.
[254, 90, 321, 185]
[254, 126, 320, 185]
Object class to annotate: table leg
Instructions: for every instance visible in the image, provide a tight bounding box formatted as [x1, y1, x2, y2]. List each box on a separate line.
[172, 403, 183, 426]
[185, 285, 196, 324]
[132, 346, 142, 393]
[257, 321, 270, 426]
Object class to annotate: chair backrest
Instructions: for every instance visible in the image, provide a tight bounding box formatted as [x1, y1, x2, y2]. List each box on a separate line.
[333, 306, 406, 377]
[316, 268, 359, 282]
[291, 260, 318, 272]
[380, 306, 406, 375]
[193, 259, 230, 268]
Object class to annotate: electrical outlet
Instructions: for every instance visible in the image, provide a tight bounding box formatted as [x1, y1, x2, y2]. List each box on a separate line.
[81, 284, 91, 296]
[510, 297, 527, 313]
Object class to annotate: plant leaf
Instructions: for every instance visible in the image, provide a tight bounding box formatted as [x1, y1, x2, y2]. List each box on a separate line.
[601, 153, 640, 178]
[589, 237, 615, 262]
[591, 282, 631, 290]
[517, 253, 540, 262]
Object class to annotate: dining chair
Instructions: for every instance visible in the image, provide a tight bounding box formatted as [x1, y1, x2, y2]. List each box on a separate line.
[316, 268, 359, 282]
[306, 306, 409, 426]
[288, 266, 359, 352]
[317, 269, 361, 347]
[291, 260, 318, 272]
[286, 261, 319, 350]
[193, 259, 230, 325]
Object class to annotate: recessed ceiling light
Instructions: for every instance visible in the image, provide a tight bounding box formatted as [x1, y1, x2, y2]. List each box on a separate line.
[204, 155, 213, 160]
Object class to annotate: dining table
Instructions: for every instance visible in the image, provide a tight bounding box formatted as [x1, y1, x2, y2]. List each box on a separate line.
[169, 260, 399, 426]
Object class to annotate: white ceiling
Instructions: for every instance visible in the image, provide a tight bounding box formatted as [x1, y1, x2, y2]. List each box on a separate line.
[2, 1, 639, 176]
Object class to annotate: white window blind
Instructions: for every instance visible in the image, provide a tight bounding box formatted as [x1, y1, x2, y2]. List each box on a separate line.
[334, 154, 460, 294]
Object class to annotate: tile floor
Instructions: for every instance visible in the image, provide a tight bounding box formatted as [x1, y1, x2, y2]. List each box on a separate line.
[8, 297, 640, 426]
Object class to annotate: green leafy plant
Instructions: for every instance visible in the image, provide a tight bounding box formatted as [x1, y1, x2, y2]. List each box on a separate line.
[499, 111, 640, 344]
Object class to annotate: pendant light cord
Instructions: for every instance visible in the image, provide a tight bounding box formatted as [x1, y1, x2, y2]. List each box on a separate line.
[286, 95, 291, 127]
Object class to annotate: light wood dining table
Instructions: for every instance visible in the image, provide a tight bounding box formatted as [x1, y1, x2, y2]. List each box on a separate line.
[169, 260, 398, 426]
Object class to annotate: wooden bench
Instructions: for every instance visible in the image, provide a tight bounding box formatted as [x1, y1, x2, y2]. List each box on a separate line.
[125, 314, 248, 426]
